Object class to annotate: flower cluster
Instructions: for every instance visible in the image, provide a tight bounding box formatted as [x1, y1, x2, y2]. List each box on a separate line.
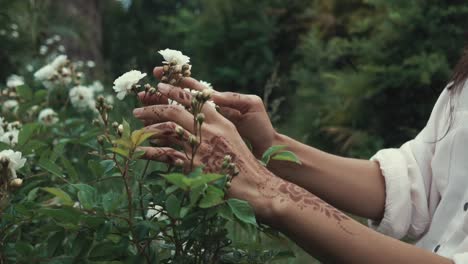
[159, 49, 191, 85]
[0, 117, 21, 146]
[39, 34, 65, 55]
[0, 23, 19, 39]
[0, 149, 26, 186]
[34, 54, 74, 88]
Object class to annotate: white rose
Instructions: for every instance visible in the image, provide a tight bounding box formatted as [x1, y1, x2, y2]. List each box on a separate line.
[158, 49, 190, 65]
[38, 108, 59, 125]
[0, 129, 19, 146]
[2, 100, 18, 114]
[69, 85, 94, 111]
[0, 149, 26, 180]
[113, 70, 146, 100]
[34, 64, 56, 81]
[6, 75, 24, 88]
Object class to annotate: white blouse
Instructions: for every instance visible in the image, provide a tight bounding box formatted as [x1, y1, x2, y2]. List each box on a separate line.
[369, 81, 468, 263]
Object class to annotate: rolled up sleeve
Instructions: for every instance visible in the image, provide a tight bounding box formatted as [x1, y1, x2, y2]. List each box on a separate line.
[367, 86, 451, 240]
[368, 140, 431, 239]
[453, 253, 468, 264]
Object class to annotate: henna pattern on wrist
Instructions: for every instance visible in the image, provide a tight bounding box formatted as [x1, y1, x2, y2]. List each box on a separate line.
[252, 158, 354, 234]
[197, 136, 354, 235]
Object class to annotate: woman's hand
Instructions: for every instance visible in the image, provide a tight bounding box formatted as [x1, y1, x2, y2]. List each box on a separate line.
[140, 67, 279, 158]
[133, 82, 283, 220]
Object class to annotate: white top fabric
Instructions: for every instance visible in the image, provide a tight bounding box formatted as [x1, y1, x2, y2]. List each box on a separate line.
[369, 81, 468, 263]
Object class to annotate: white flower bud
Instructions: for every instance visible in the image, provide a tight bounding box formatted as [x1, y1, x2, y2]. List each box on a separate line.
[188, 135, 199, 146]
[117, 124, 124, 135]
[202, 89, 213, 100]
[174, 65, 182, 73]
[196, 113, 205, 124]
[175, 125, 185, 137]
[9, 178, 23, 187]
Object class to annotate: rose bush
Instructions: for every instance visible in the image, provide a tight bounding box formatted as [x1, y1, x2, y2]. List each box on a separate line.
[0, 42, 299, 263]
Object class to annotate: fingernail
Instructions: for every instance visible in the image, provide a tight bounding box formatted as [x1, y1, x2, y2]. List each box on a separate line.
[157, 83, 170, 93]
[133, 108, 143, 117]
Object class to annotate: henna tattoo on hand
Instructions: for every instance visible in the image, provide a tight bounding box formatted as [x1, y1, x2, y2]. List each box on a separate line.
[199, 136, 240, 173]
[196, 135, 354, 235]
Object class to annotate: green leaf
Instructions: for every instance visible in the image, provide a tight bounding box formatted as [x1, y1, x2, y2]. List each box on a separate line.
[165, 194, 180, 218]
[50, 142, 67, 163]
[190, 173, 224, 189]
[122, 119, 131, 139]
[18, 123, 39, 146]
[42, 187, 74, 206]
[272, 150, 302, 164]
[199, 185, 225, 208]
[38, 207, 82, 224]
[39, 156, 64, 177]
[100, 160, 116, 176]
[261, 145, 287, 165]
[163, 173, 224, 191]
[102, 191, 122, 213]
[88, 241, 125, 260]
[227, 199, 258, 226]
[218, 204, 234, 221]
[108, 147, 130, 158]
[163, 173, 190, 191]
[189, 184, 207, 208]
[131, 129, 155, 146]
[61, 157, 78, 181]
[73, 184, 97, 210]
[16, 84, 33, 100]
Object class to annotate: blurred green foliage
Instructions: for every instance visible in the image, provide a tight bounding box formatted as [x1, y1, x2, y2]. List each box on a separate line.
[1, 0, 467, 263]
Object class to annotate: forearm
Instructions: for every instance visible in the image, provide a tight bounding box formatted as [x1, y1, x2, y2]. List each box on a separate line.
[267, 133, 385, 220]
[259, 178, 452, 264]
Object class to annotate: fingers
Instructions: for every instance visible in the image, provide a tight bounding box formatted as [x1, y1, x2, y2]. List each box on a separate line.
[133, 104, 194, 132]
[157, 83, 193, 107]
[138, 91, 168, 106]
[212, 92, 264, 114]
[157, 83, 217, 116]
[138, 146, 188, 166]
[153, 67, 210, 91]
[219, 106, 242, 123]
[144, 122, 192, 148]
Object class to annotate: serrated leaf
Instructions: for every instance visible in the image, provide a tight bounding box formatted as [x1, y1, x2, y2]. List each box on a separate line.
[42, 187, 74, 206]
[199, 185, 224, 208]
[163, 173, 190, 190]
[190, 173, 224, 189]
[227, 199, 258, 226]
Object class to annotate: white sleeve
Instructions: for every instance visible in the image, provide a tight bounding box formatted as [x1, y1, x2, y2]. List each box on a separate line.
[453, 253, 468, 264]
[368, 87, 451, 239]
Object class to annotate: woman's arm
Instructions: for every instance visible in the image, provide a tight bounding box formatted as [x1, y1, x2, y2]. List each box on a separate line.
[252, 169, 451, 264]
[268, 133, 386, 221]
